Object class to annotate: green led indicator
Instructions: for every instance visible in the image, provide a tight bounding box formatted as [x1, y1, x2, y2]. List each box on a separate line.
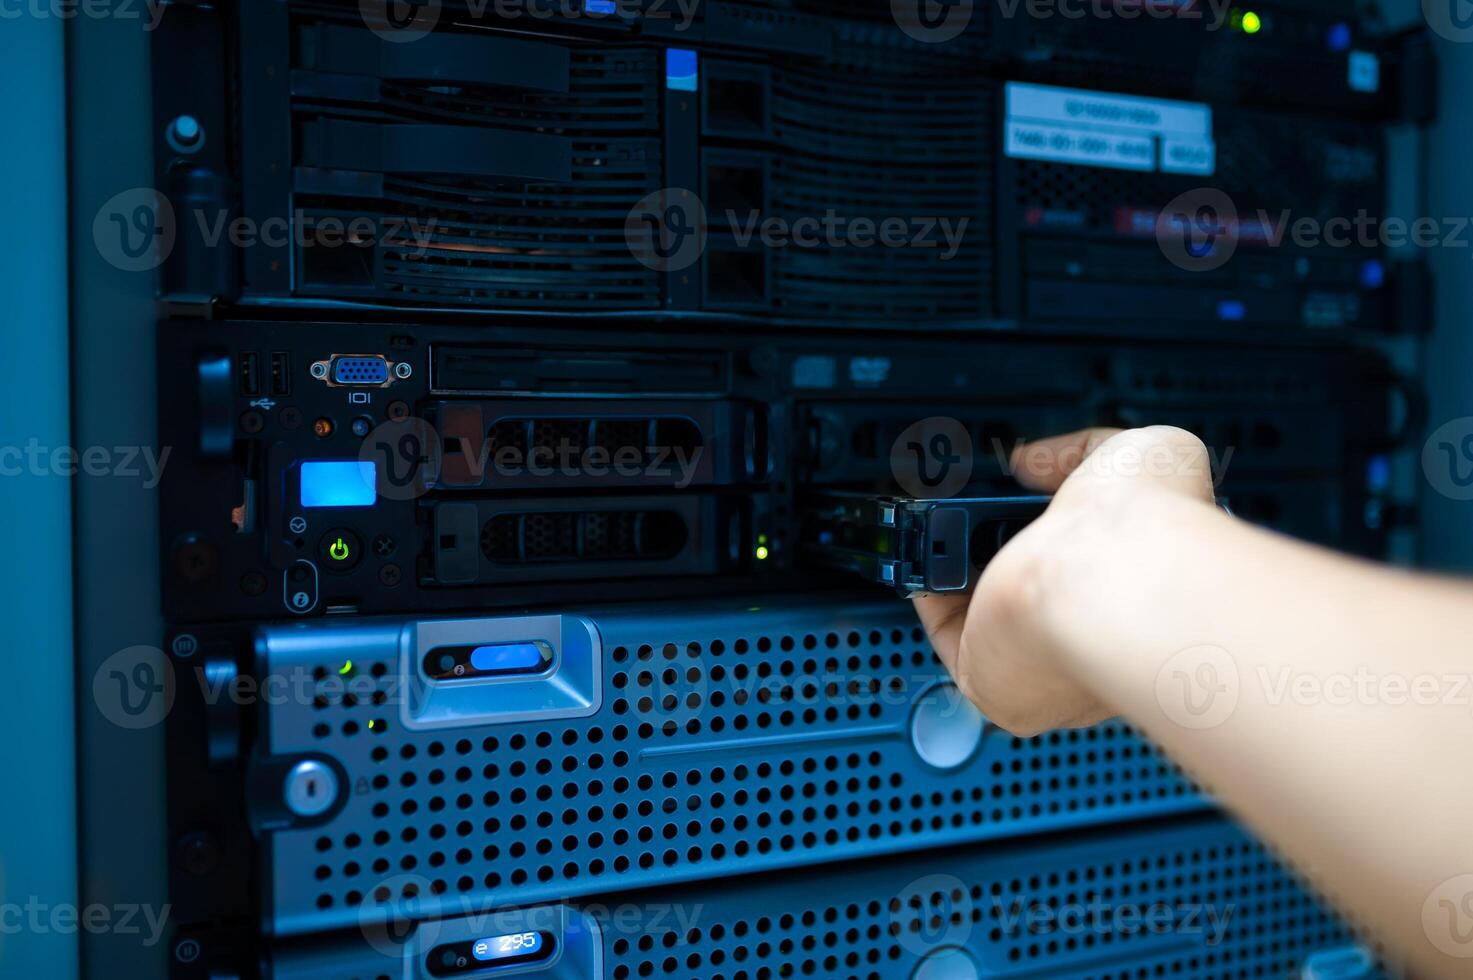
[338, 660, 353, 676]
[329, 537, 351, 561]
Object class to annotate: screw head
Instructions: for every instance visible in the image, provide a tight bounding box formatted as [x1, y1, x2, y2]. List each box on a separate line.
[394, 361, 413, 379]
[310, 361, 329, 379]
[379, 563, 403, 587]
[240, 411, 265, 434]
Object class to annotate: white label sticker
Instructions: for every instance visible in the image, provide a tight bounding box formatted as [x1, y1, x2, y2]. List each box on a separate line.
[1004, 82, 1215, 176]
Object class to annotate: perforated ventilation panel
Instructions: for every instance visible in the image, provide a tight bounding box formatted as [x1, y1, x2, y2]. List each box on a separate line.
[265, 817, 1371, 980]
[256, 600, 1201, 936]
[768, 72, 994, 319]
[289, 24, 664, 310]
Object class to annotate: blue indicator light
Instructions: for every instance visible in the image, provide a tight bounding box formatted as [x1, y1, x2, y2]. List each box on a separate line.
[1367, 455, 1392, 493]
[470, 643, 549, 674]
[1216, 300, 1246, 322]
[666, 49, 698, 92]
[1360, 259, 1385, 290]
[300, 461, 377, 508]
[1327, 23, 1352, 53]
[584, 0, 617, 12]
[472, 932, 546, 962]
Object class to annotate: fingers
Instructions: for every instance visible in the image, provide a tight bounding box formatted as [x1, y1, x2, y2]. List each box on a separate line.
[912, 592, 970, 675]
[1010, 427, 1122, 493]
[1068, 425, 1216, 502]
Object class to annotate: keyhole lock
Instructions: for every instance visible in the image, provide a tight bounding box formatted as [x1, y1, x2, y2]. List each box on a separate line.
[284, 759, 339, 818]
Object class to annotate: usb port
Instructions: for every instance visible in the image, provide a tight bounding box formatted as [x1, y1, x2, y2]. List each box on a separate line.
[239, 352, 261, 396]
[270, 352, 291, 395]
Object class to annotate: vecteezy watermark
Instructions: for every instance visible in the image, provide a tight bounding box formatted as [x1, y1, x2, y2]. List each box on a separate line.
[93, 187, 438, 273]
[0, 898, 171, 946]
[1422, 417, 1473, 501]
[892, 0, 1235, 43]
[625, 189, 969, 273]
[1155, 186, 1473, 272]
[358, 0, 699, 43]
[1423, 875, 1473, 959]
[0, 441, 171, 486]
[1423, 0, 1473, 44]
[625, 188, 709, 274]
[891, 418, 975, 499]
[887, 417, 1231, 500]
[890, 875, 975, 955]
[357, 415, 707, 503]
[1256, 666, 1473, 709]
[358, 883, 705, 960]
[1007, 429, 1228, 487]
[1156, 188, 1240, 273]
[0, 0, 168, 29]
[990, 896, 1236, 946]
[1155, 645, 1240, 730]
[359, 0, 441, 41]
[93, 646, 176, 731]
[891, 0, 974, 43]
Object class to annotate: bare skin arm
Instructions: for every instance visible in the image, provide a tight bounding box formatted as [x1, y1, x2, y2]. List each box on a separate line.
[916, 425, 1473, 979]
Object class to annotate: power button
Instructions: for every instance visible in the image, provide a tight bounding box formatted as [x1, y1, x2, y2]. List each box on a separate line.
[318, 529, 363, 572]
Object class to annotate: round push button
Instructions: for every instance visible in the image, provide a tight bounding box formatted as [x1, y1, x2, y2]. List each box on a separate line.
[910, 683, 984, 769]
[318, 528, 363, 572]
[912, 948, 979, 980]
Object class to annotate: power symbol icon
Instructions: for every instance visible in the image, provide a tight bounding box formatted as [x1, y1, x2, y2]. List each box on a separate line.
[318, 529, 362, 572]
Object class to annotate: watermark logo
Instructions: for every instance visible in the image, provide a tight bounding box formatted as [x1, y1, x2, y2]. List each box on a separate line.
[360, 0, 442, 41]
[360, 417, 443, 502]
[891, 417, 974, 499]
[92, 645, 175, 731]
[1423, 875, 1473, 959]
[1156, 188, 1239, 273]
[891, 874, 974, 956]
[93, 188, 176, 273]
[1422, 417, 1473, 501]
[360, 874, 443, 958]
[0, 898, 171, 946]
[0, 0, 169, 29]
[1155, 644, 1239, 730]
[625, 188, 708, 273]
[892, 0, 973, 43]
[1423, 0, 1473, 43]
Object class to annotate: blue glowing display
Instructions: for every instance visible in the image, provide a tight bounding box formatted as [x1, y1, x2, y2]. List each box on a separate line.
[299, 461, 377, 508]
[470, 643, 549, 674]
[666, 49, 698, 92]
[472, 932, 545, 962]
[584, 0, 617, 12]
[1216, 300, 1246, 322]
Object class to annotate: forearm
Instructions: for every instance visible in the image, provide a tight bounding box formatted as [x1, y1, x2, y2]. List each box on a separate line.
[1051, 493, 1473, 978]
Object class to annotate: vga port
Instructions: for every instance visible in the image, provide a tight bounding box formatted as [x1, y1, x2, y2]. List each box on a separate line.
[311, 354, 410, 387]
[334, 356, 388, 385]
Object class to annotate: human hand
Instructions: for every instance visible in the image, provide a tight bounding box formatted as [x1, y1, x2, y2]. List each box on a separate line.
[914, 426, 1218, 736]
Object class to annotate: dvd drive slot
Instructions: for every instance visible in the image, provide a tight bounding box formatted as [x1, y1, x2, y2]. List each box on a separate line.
[431, 346, 729, 396]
